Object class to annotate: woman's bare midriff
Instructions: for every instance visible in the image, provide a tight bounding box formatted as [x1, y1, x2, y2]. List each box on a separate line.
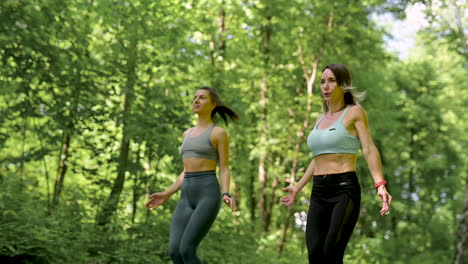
[313, 153, 357, 175]
[184, 157, 217, 172]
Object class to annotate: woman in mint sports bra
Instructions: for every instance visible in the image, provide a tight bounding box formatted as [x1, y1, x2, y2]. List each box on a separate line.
[280, 64, 392, 264]
[145, 87, 238, 264]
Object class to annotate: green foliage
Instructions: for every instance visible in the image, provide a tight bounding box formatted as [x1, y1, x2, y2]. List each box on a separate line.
[0, 0, 466, 263]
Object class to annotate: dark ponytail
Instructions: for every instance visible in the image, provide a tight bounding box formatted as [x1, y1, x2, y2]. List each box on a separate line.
[344, 91, 354, 105]
[198, 87, 239, 125]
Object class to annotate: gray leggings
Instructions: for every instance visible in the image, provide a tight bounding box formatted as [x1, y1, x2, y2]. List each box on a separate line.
[169, 171, 221, 264]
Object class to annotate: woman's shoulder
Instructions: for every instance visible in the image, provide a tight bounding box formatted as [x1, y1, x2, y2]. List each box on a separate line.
[182, 127, 193, 137]
[212, 125, 227, 136]
[347, 104, 367, 118]
[210, 125, 228, 145]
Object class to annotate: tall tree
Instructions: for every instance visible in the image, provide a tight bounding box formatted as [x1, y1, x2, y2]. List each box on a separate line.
[96, 6, 139, 225]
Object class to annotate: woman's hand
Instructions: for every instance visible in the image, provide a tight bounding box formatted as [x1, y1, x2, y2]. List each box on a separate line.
[280, 186, 298, 207]
[377, 186, 392, 216]
[222, 195, 237, 212]
[145, 192, 169, 210]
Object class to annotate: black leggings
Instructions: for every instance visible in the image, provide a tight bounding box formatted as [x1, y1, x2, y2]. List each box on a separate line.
[306, 171, 361, 264]
[169, 171, 221, 264]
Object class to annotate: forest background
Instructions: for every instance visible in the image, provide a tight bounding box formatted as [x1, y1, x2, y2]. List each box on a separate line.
[0, 0, 467, 263]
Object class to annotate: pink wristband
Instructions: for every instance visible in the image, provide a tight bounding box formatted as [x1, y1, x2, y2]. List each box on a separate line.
[374, 180, 387, 189]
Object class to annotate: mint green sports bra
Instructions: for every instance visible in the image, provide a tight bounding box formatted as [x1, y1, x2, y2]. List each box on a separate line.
[307, 106, 360, 157]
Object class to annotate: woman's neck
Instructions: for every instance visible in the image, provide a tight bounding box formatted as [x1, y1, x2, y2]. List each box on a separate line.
[197, 114, 213, 127]
[327, 100, 346, 115]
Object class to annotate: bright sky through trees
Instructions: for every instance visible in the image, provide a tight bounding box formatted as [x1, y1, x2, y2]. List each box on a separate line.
[375, 3, 429, 59]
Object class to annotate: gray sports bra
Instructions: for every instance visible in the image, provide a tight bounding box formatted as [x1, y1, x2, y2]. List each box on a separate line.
[180, 124, 218, 161]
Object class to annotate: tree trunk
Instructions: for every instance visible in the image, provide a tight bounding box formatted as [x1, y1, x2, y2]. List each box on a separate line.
[97, 25, 138, 226]
[278, 206, 294, 253]
[408, 127, 416, 200]
[131, 147, 141, 224]
[265, 172, 279, 231]
[51, 6, 90, 207]
[34, 119, 52, 212]
[453, 176, 468, 264]
[97, 116, 132, 225]
[258, 75, 268, 231]
[218, 5, 226, 58]
[258, 15, 272, 232]
[52, 121, 74, 206]
[210, 2, 227, 89]
[144, 148, 162, 222]
[19, 118, 27, 190]
[249, 161, 257, 228]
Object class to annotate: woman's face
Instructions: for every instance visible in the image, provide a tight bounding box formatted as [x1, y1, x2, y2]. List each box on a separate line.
[193, 89, 216, 114]
[321, 69, 344, 104]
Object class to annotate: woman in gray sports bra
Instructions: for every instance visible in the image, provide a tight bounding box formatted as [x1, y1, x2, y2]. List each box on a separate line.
[145, 87, 238, 264]
[280, 64, 393, 264]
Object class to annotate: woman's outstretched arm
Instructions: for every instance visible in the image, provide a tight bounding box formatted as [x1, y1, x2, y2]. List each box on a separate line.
[353, 105, 392, 216]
